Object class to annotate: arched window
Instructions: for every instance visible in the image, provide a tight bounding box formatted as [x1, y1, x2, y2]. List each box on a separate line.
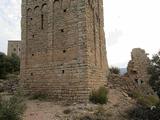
[27, 8, 32, 22]
[34, 6, 39, 13]
[34, 6, 40, 30]
[41, 4, 48, 30]
[54, 0, 60, 3]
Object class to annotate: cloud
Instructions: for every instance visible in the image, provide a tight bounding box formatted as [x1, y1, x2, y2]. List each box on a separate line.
[0, 0, 21, 53]
[104, 0, 160, 68]
[107, 28, 123, 46]
[0, 0, 160, 68]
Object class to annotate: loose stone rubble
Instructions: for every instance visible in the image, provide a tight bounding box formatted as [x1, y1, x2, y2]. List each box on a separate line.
[0, 74, 19, 94]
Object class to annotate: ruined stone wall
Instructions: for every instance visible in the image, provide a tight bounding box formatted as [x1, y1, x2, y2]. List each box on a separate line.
[21, 0, 109, 102]
[7, 41, 21, 57]
[127, 48, 150, 85]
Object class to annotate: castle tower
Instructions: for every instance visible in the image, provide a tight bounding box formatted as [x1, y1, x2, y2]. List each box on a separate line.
[21, 0, 109, 102]
[8, 40, 21, 57]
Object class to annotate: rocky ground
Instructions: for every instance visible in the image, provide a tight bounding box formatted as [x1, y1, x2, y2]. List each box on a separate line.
[0, 74, 137, 120]
[0, 74, 19, 93]
[22, 87, 136, 120]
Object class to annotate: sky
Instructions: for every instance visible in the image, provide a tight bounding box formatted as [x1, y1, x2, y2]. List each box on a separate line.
[0, 0, 160, 68]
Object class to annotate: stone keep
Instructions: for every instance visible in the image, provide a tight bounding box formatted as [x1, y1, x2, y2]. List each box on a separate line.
[21, 0, 109, 102]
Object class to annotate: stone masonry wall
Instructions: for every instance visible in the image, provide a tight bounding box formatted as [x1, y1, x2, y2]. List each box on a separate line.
[21, 0, 109, 102]
[8, 41, 21, 57]
[127, 48, 154, 95]
[127, 48, 150, 85]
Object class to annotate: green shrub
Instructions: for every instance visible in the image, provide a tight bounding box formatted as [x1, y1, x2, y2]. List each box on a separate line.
[0, 52, 20, 79]
[131, 90, 159, 107]
[30, 92, 48, 101]
[80, 106, 108, 120]
[131, 91, 142, 99]
[148, 51, 160, 98]
[138, 95, 159, 107]
[109, 66, 120, 75]
[0, 95, 26, 120]
[0, 53, 8, 79]
[129, 90, 160, 119]
[90, 87, 108, 104]
[128, 104, 160, 120]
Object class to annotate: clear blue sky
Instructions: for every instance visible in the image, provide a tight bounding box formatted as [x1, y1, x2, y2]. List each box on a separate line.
[0, 0, 160, 68]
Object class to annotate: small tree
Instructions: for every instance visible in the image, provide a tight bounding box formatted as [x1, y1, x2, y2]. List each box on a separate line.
[7, 54, 20, 73]
[0, 53, 7, 79]
[0, 53, 20, 79]
[109, 66, 120, 75]
[148, 51, 160, 97]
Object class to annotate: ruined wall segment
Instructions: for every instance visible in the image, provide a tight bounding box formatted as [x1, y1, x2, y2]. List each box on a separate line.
[21, 0, 109, 102]
[127, 48, 150, 85]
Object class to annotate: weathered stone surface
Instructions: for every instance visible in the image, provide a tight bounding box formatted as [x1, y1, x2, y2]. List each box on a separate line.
[108, 74, 133, 93]
[21, 0, 109, 102]
[127, 48, 150, 86]
[108, 48, 155, 96]
[126, 48, 154, 95]
[0, 74, 20, 94]
[7, 41, 21, 57]
[22, 89, 136, 120]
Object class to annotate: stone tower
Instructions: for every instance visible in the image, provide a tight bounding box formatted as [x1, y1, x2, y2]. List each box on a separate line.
[21, 0, 109, 102]
[8, 40, 21, 57]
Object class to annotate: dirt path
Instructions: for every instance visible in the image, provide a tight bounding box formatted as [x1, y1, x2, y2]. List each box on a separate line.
[23, 100, 65, 120]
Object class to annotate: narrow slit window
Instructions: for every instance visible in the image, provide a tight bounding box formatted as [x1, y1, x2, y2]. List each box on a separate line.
[41, 14, 44, 30]
[64, 9, 67, 13]
[61, 29, 64, 32]
[63, 50, 66, 53]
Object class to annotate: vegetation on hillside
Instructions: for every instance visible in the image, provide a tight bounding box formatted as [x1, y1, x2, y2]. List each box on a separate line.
[0, 92, 26, 120]
[128, 104, 160, 120]
[148, 51, 160, 97]
[131, 90, 159, 107]
[128, 51, 160, 120]
[0, 52, 20, 79]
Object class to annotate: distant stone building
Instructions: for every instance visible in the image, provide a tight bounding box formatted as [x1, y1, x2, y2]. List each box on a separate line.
[21, 0, 109, 102]
[7, 41, 21, 57]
